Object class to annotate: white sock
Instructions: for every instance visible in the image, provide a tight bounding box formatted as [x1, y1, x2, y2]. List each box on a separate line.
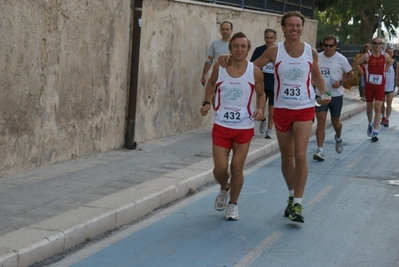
[335, 136, 342, 142]
[289, 190, 294, 197]
[293, 197, 302, 205]
[318, 147, 323, 152]
[386, 116, 389, 120]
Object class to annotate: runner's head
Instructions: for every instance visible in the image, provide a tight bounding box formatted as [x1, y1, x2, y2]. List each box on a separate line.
[281, 11, 305, 27]
[229, 32, 251, 60]
[220, 21, 233, 40]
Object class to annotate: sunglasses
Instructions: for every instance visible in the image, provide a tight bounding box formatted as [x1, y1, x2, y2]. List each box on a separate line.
[323, 44, 335, 47]
[372, 42, 382, 45]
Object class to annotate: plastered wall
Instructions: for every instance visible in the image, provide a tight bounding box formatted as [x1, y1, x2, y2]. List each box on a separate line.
[0, 0, 131, 178]
[136, 0, 318, 142]
[0, 0, 317, 178]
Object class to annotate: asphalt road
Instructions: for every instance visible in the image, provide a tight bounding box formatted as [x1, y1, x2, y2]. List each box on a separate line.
[48, 98, 399, 267]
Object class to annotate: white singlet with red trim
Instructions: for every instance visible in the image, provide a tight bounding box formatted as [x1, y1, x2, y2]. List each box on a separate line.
[385, 62, 396, 92]
[274, 42, 315, 109]
[213, 62, 256, 129]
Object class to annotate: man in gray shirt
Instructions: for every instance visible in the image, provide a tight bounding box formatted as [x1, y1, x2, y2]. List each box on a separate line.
[201, 21, 233, 86]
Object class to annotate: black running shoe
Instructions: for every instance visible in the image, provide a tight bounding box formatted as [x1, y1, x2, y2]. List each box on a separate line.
[284, 196, 294, 217]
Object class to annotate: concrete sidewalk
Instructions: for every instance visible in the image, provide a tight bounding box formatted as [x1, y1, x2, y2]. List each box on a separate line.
[0, 88, 366, 267]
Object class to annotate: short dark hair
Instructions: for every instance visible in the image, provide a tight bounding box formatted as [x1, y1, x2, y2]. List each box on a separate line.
[323, 35, 337, 46]
[220, 21, 233, 30]
[264, 28, 277, 37]
[281, 11, 305, 27]
[229, 32, 251, 51]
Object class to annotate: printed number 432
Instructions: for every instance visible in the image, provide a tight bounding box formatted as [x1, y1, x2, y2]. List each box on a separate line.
[223, 112, 240, 120]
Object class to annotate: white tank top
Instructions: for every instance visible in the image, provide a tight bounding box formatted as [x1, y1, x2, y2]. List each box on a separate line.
[385, 62, 396, 92]
[213, 62, 256, 129]
[274, 42, 315, 109]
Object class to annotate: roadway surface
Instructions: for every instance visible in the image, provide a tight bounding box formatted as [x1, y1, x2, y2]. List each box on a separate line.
[47, 99, 399, 267]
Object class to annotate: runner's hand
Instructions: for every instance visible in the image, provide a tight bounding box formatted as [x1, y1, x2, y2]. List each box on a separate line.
[252, 109, 264, 121]
[200, 104, 211, 116]
[217, 54, 231, 68]
[318, 98, 331, 106]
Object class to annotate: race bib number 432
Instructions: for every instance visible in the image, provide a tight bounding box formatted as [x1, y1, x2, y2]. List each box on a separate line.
[220, 107, 243, 124]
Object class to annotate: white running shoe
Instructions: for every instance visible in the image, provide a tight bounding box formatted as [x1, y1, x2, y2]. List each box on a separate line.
[225, 203, 239, 220]
[313, 148, 325, 161]
[265, 128, 272, 139]
[214, 188, 229, 211]
[259, 120, 267, 134]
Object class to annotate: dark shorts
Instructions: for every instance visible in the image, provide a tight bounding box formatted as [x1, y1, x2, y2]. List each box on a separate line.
[315, 95, 343, 118]
[212, 124, 254, 149]
[265, 90, 274, 106]
[273, 107, 315, 132]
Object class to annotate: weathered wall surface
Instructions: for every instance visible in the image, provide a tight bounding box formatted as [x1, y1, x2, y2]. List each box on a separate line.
[0, 1, 131, 178]
[136, 0, 318, 142]
[0, 0, 318, 178]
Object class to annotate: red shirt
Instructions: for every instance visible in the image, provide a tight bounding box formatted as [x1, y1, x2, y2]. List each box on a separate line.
[364, 51, 386, 88]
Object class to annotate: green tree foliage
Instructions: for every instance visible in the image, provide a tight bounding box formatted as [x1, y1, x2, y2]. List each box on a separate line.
[314, 0, 399, 45]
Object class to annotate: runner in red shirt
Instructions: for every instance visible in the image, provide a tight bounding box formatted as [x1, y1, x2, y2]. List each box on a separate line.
[353, 37, 392, 142]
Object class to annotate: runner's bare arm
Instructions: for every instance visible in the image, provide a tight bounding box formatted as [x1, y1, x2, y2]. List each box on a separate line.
[200, 63, 219, 116]
[252, 66, 266, 121]
[352, 53, 369, 76]
[311, 48, 330, 105]
[253, 46, 276, 69]
[385, 54, 393, 72]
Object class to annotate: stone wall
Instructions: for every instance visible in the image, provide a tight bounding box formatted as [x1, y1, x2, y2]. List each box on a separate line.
[0, 0, 318, 178]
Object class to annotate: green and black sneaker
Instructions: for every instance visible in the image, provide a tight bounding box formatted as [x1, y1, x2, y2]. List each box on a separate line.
[288, 203, 304, 223]
[284, 196, 294, 217]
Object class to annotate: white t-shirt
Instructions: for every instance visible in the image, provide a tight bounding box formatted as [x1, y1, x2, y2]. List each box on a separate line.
[213, 62, 256, 129]
[274, 42, 315, 109]
[316, 52, 352, 97]
[207, 39, 229, 62]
